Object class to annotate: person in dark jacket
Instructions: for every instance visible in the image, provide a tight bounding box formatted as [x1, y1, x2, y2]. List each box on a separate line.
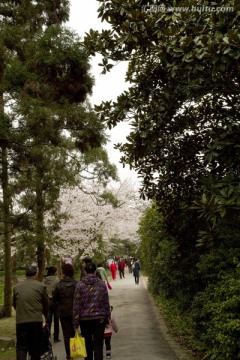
[73, 262, 110, 360]
[52, 263, 77, 360]
[43, 266, 60, 342]
[80, 256, 92, 279]
[117, 258, 125, 279]
[13, 265, 49, 360]
[133, 260, 141, 285]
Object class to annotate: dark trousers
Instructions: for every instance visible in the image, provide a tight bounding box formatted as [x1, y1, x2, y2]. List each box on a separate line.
[46, 302, 60, 340]
[80, 319, 106, 360]
[16, 322, 42, 360]
[60, 316, 75, 360]
[134, 274, 139, 284]
[104, 336, 111, 353]
[119, 269, 125, 279]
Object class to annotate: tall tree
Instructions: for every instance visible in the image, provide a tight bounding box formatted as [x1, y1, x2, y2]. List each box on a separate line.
[0, 0, 70, 318]
[0, 1, 109, 316]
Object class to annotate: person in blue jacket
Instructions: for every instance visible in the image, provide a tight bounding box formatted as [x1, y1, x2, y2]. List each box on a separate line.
[133, 260, 141, 285]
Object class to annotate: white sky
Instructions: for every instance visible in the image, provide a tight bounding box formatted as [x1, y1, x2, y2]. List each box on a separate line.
[68, 0, 140, 185]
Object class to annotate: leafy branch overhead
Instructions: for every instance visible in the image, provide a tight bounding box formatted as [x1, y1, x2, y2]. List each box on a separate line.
[84, 0, 240, 204]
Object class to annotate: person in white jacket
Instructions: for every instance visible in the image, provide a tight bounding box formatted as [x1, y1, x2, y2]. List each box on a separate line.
[104, 306, 118, 359]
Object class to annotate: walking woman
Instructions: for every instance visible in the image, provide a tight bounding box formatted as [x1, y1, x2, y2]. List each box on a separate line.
[52, 263, 77, 360]
[109, 261, 117, 281]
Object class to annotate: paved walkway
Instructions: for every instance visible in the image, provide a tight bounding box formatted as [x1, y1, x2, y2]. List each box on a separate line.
[52, 271, 190, 360]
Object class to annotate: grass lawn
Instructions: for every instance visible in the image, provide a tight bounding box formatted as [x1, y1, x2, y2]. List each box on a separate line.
[0, 281, 16, 360]
[0, 347, 16, 360]
[0, 311, 16, 360]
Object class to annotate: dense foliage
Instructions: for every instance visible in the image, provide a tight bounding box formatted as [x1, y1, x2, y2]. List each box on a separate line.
[85, 0, 240, 358]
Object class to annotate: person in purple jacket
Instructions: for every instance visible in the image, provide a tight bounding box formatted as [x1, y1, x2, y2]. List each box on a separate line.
[72, 262, 110, 360]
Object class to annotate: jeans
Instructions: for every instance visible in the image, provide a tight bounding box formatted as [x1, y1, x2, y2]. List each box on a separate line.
[16, 322, 42, 360]
[80, 319, 106, 360]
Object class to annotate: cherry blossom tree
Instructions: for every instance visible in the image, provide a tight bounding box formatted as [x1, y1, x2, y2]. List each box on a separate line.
[51, 179, 146, 264]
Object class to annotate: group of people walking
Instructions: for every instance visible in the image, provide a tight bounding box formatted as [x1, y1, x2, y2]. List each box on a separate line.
[110, 257, 141, 284]
[13, 255, 140, 360]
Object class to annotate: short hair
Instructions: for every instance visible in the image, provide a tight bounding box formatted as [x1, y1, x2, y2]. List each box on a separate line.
[85, 262, 96, 274]
[26, 265, 38, 277]
[97, 262, 103, 267]
[82, 257, 92, 265]
[46, 266, 57, 276]
[62, 263, 74, 277]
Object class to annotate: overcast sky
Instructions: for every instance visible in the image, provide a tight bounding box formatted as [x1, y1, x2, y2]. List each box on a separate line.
[68, 0, 140, 185]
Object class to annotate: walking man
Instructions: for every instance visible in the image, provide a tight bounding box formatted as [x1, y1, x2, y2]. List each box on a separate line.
[13, 265, 49, 360]
[117, 258, 125, 279]
[133, 259, 141, 285]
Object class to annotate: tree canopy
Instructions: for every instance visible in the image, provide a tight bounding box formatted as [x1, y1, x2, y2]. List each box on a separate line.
[84, 0, 239, 200]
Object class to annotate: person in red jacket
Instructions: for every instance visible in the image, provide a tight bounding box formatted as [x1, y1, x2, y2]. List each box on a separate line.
[109, 260, 117, 280]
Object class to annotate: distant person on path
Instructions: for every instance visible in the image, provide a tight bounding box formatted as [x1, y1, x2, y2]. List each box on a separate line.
[80, 256, 92, 279]
[13, 265, 49, 360]
[62, 256, 73, 265]
[110, 260, 117, 280]
[73, 262, 110, 360]
[104, 306, 118, 359]
[52, 263, 77, 360]
[43, 266, 60, 343]
[97, 262, 108, 282]
[126, 257, 133, 273]
[117, 258, 125, 279]
[133, 259, 141, 285]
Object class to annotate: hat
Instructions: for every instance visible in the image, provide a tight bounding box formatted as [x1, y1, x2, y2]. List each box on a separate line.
[26, 265, 39, 277]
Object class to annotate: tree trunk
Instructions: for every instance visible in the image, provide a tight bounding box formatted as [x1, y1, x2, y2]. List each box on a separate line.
[1, 145, 13, 317]
[73, 248, 85, 270]
[12, 253, 18, 285]
[36, 182, 45, 281]
[0, 75, 12, 316]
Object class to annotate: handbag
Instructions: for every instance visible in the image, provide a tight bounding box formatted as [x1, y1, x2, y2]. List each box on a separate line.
[107, 281, 112, 290]
[70, 330, 87, 358]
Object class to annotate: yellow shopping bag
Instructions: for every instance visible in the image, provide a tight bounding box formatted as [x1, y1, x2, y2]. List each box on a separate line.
[70, 330, 87, 358]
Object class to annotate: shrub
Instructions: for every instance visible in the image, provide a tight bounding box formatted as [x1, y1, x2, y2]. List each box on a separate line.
[191, 253, 240, 359]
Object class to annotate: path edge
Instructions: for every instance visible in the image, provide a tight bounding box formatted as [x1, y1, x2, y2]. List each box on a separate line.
[141, 276, 192, 360]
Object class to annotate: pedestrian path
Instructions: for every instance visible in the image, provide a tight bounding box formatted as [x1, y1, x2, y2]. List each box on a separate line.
[52, 271, 190, 360]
